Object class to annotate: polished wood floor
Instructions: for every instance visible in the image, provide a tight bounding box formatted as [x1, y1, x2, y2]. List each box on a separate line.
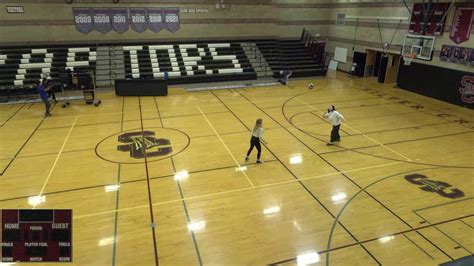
[0, 71, 473, 265]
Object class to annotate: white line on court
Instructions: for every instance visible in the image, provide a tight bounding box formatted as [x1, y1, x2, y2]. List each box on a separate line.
[32, 116, 78, 209]
[295, 98, 413, 161]
[74, 161, 403, 220]
[197, 106, 255, 188]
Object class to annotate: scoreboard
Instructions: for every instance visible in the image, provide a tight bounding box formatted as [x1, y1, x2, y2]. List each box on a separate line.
[1, 209, 72, 263]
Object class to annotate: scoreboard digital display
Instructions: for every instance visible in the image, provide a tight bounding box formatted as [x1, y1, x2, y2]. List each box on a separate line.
[1, 209, 72, 263]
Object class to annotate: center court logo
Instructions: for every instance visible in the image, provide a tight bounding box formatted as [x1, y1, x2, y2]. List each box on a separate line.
[95, 127, 190, 164]
[405, 174, 464, 199]
[117, 131, 172, 159]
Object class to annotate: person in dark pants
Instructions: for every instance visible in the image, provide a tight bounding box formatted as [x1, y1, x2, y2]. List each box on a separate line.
[41, 75, 58, 102]
[278, 70, 292, 85]
[37, 78, 52, 117]
[323, 105, 344, 145]
[46, 77, 57, 102]
[245, 118, 267, 164]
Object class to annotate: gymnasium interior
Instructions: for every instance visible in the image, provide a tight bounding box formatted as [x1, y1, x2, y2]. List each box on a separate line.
[0, 0, 473, 265]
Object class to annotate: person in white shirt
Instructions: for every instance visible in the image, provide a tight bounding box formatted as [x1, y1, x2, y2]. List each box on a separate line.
[323, 105, 345, 145]
[245, 118, 267, 163]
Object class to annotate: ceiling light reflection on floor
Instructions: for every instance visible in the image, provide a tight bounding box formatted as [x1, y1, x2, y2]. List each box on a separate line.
[188, 221, 206, 231]
[297, 251, 320, 265]
[331, 192, 347, 202]
[378, 235, 394, 243]
[263, 206, 280, 215]
[290, 154, 303, 164]
[235, 166, 247, 172]
[28, 195, 46, 207]
[104, 184, 120, 192]
[174, 170, 189, 180]
[98, 237, 117, 246]
[293, 220, 302, 232]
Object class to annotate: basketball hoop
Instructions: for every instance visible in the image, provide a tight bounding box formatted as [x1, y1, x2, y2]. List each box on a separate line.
[403, 53, 416, 66]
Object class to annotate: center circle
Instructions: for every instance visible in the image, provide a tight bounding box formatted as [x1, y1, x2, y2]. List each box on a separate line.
[95, 127, 190, 164]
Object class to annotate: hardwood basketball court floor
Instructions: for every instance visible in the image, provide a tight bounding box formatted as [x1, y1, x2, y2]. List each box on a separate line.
[0, 71, 473, 265]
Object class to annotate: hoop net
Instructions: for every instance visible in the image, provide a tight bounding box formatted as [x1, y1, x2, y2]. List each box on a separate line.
[403, 53, 417, 66]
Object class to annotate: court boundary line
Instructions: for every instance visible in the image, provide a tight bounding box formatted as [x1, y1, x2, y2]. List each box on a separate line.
[413, 197, 474, 212]
[295, 97, 413, 161]
[198, 106, 255, 188]
[288, 108, 441, 136]
[273, 87, 465, 263]
[279, 90, 474, 169]
[413, 197, 474, 255]
[414, 211, 472, 255]
[319, 131, 474, 158]
[155, 96, 203, 265]
[261, 97, 397, 111]
[35, 110, 230, 131]
[2, 79, 472, 264]
[0, 102, 57, 175]
[103, 123, 473, 163]
[1, 90, 383, 126]
[459, 220, 474, 229]
[0, 159, 280, 203]
[237, 87, 456, 264]
[0, 103, 26, 127]
[111, 96, 125, 266]
[268, 214, 472, 265]
[138, 96, 160, 266]
[0, 130, 250, 162]
[323, 166, 459, 265]
[33, 116, 78, 209]
[72, 161, 406, 220]
[211, 89, 381, 264]
[402, 233, 435, 260]
[345, 79, 474, 130]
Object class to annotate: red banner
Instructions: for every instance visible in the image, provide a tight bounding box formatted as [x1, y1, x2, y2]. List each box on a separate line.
[449, 4, 474, 44]
[409, 3, 450, 35]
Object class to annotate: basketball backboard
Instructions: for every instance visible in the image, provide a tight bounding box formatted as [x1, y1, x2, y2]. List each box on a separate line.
[402, 34, 435, 61]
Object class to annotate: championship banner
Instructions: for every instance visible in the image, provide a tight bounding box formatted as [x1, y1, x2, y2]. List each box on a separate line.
[147, 8, 164, 33]
[449, 4, 474, 44]
[130, 8, 148, 33]
[409, 3, 450, 35]
[111, 8, 129, 33]
[163, 8, 180, 33]
[73, 8, 94, 34]
[92, 8, 111, 34]
[440, 45, 474, 66]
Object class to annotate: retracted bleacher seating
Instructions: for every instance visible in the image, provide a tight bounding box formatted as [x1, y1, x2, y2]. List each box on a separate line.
[257, 39, 327, 78]
[0, 46, 97, 99]
[122, 42, 256, 84]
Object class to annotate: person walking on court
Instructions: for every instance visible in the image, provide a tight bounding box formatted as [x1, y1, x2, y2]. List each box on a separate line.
[323, 105, 344, 145]
[245, 118, 267, 163]
[37, 78, 52, 117]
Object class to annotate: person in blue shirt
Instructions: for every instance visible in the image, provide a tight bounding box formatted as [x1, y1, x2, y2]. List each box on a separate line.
[37, 78, 52, 117]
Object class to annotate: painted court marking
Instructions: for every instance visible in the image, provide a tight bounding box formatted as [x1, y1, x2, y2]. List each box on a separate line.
[198, 106, 255, 188]
[74, 161, 403, 220]
[33, 116, 78, 209]
[295, 98, 413, 162]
